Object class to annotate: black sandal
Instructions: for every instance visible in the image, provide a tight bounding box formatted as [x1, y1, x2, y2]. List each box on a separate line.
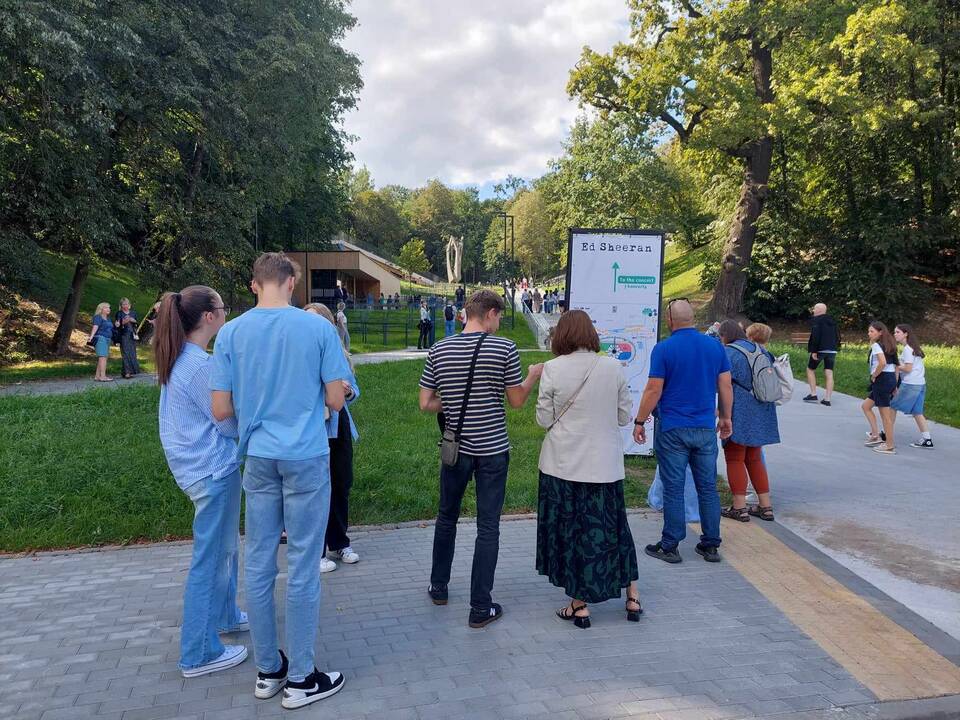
[747, 505, 775, 522]
[557, 601, 590, 629]
[626, 596, 643, 622]
[721, 506, 750, 522]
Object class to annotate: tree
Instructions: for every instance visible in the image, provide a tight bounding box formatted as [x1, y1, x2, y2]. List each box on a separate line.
[349, 189, 410, 258]
[569, 0, 851, 318]
[402, 180, 457, 270]
[398, 238, 430, 276]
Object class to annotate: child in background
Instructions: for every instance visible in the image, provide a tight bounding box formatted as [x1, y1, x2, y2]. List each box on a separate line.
[892, 324, 933, 449]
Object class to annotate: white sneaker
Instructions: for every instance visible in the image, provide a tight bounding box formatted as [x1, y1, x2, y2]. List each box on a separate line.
[327, 547, 360, 564]
[320, 557, 337, 573]
[254, 649, 288, 699]
[281, 668, 345, 709]
[181, 644, 247, 678]
[219, 610, 248, 633]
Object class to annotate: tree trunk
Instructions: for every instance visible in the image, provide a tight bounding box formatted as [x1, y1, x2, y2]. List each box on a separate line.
[710, 138, 773, 318]
[710, 36, 775, 319]
[51, 258, 90, 355]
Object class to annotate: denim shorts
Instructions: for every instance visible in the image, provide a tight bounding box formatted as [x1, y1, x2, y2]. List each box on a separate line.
[891, 383, 925, 415]
[95, 336, 111, 357]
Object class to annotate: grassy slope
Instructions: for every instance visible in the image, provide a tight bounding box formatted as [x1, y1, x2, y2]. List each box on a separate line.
[0, 355, 653, 552]
[38, 251, 159, 318]
[661, 242, 712, 304]
[770, 340, 960, 428]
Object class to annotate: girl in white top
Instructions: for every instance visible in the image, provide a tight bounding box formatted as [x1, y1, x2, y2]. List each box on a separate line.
[862, 321, 899, 454]
[892, 324, 933, 449]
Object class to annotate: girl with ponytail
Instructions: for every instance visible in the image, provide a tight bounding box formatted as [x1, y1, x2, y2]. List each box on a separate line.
[155, 286, 250, 678]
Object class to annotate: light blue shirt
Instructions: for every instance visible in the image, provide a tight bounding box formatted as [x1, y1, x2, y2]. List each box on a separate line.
[209, 306, 352, 461]
[159, 343, 239, 490]
[326, 367, 360, 441]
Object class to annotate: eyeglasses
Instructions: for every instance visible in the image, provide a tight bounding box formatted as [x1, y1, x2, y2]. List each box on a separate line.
[666, 297, 689, 324]
[211, 305, 231, 314]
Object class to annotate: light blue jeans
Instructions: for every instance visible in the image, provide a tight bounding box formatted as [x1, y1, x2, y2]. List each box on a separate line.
[243, 455, 331, 682]
[179, 468, 243, 670]
[654, 426, 722, 551]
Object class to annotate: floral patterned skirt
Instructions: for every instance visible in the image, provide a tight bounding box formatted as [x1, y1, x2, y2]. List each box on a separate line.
[536, 472, 639, 603]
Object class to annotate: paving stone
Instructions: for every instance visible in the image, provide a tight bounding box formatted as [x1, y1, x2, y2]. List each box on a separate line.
[0, 516, 895, 720]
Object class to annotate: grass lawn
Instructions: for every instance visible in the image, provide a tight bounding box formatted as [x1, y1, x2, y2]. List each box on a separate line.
[0, 355, 655, 552]
[662, 242, 712, 305]
[0, 348, 155, 385]
[769, 341, 960, 428]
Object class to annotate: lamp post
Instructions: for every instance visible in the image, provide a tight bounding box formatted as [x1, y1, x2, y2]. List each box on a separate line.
[496, 211, 516, 328]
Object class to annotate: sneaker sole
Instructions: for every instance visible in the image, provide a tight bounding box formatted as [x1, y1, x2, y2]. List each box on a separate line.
[864, 440, 883, 447]
[430, 597, 448, 606]
[644, 547, 682, 564]
[468, 612, 502, 629]
[695, 547, 722, 563]
[181, 647, 248, 678]
[281, 678, 345, 709]
[255, 680, 286, 699]
[910, 444, 934, 449]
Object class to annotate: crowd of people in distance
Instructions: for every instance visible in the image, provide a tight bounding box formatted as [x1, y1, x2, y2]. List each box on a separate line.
[519, 283, 562, 314]
[145, 251, 938, 711]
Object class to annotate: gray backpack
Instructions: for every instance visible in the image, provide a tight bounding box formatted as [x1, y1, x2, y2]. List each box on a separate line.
[730, 342, 783, 404]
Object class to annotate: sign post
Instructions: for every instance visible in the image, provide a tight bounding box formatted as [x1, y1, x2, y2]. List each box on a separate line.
[565, 228, 665, 455]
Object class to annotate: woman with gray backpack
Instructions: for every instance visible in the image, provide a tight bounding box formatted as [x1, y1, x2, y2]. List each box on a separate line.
[717, 321, 781, 522]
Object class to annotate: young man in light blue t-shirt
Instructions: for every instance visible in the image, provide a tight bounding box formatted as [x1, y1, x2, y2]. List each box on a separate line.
[210, 253, 351, 710]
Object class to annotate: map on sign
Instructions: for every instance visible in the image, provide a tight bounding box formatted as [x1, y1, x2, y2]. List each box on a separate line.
[566, 230, 664, 455]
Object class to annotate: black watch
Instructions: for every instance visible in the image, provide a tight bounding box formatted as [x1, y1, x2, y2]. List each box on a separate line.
[634, 418, 647, 426]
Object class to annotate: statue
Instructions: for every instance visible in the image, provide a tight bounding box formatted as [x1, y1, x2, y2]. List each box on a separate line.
[445, 235, 464, 284]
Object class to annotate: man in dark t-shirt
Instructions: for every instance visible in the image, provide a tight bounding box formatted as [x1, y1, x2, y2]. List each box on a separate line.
[419, 290, 542, 628]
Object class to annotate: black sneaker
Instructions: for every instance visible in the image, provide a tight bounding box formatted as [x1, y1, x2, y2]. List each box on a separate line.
[644, 542, 682, 564]
[802, 394, 818, 403]
[428, 584, 448, 605]
[911, 438, 934, 449]
[820, 400, 831, 407]
[281, 668, 345, 709]
[254, 649, 288, 699]
[695, 543, 721, 563]
[468, 603, 503, 628]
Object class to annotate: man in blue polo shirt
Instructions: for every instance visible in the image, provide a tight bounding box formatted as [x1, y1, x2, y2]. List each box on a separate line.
[633, 299, 733, 564]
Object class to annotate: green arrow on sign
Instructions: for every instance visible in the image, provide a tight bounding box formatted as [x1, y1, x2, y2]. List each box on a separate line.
[612, 262, 620, 292]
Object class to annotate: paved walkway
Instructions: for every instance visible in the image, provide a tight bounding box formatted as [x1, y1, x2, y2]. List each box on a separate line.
[767, 383, 960, 642]
[3, 515, 960, 720]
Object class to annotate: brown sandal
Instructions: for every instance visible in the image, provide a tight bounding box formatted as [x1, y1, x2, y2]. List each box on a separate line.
[747, 505, 775, 522]
[721, 506, 750, 522]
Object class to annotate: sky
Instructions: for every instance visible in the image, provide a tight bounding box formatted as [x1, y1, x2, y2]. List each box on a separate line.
[341, 0, 631, 196]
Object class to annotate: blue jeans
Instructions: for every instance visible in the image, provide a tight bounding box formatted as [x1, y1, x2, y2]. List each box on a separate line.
[179, 469, 243, 670]
[430, 451, 509, 611]
[654, 427, 721, 550]
[243, 455, 331, 682]
[445, 320, 455, 337]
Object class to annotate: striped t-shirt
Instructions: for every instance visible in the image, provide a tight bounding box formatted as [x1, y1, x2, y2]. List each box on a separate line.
[419, 332, 523, 456]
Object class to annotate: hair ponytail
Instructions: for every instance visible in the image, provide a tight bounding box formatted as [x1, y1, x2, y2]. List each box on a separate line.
[154, 286, 218, 385]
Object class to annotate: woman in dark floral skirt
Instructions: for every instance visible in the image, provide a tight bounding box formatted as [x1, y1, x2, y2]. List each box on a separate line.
[535, 310, 641, 629]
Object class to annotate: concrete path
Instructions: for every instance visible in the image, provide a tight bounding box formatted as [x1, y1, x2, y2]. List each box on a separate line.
[0, 514, 928, 720]
[765, 383, 960, 642]
[0, 374, 158, 398]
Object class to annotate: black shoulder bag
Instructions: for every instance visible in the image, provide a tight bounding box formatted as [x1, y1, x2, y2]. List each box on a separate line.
[440, 333, 487, 467]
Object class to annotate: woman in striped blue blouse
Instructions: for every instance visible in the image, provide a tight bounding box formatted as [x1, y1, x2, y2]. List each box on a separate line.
[155, 286, 249, 679]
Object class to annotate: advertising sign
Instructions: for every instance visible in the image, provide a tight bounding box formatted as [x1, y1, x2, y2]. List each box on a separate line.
[565, 229, 665, 455]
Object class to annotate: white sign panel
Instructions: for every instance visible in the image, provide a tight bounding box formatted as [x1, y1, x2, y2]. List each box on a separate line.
[566, 229, 664, 455]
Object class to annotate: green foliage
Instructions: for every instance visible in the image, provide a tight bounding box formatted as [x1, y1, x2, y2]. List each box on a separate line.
[397, 238, 430, 275]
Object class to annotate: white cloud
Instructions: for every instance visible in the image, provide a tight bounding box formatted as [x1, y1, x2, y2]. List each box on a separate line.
[342, 0, 630, 189]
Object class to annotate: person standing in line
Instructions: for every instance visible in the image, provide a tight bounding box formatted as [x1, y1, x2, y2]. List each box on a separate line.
[443, 299, 456, 338]
[305, 303, 363, 572]
[532, 288, 542, 313]
[88, 302, 114, 382]
[862, 321, 899, 455]
[379, 292, 385, 310]
[418, 300, 432, 350]
[114, 298, 141, 378]
[155, 286, 248, 678]
[803, 302, 840, 406]
[633, 299, 732, 564]
[718, 321, 780, 522]
[210, 253, 351, 709]
[335, 302, 350, 352]
[892, 324, 933, 449]
[535, 310, 641, 629]
[419, 290, 543, 628]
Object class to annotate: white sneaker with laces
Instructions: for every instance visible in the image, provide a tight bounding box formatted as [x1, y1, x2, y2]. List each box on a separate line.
[181, 644, 247, 678]
[219, 610, 248, 633]
[320, 557, 337, 573]
[328, 547, 360, 564]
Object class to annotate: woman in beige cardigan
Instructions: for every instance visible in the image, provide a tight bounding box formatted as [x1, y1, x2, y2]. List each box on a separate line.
[536, 310, 642, 629]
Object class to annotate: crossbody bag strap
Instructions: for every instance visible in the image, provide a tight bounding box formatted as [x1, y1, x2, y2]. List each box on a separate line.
[547, 355, 599, 431]
[453, 333, 487, 440]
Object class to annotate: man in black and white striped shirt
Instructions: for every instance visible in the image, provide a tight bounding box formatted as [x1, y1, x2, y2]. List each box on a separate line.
[419, 290, 543, 628]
